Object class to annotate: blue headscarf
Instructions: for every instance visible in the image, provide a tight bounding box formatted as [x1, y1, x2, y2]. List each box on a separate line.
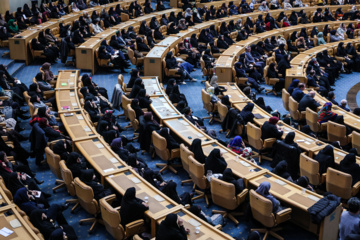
[256, 181, 271, 197]
[228, 136, 243, 148]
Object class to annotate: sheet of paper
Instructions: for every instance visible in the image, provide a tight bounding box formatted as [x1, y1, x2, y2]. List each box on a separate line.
[69, 93, 75, 97]
[180, 120, 189, 126]
[72, 103, 77, 107]
[77, 115, 84, 120]
[188, 218, 201, 227]
[307, 195, 320, 202]
[0, 227, 13, 237]
[103, 168, 114, 173]
[9, 219, 21, 228]
[84, 127, 91, 132]
[240, 161, 251, 167]
[274, 179, 286, 186]
[336, 152, 346, 157]
[96, 143, 104, 149]
[109, 158, 118, 163]
[296, 139, 305, 142]
[131, 177, 141, 184]
[153, 194, 165, 202]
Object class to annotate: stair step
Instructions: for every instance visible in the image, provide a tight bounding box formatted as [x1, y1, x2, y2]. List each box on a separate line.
[7, 62, 25, 77]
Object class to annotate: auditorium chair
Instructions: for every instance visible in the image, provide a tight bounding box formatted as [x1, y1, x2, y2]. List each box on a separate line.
[188, 155, 210, 206]
[326, 167, 360, 200]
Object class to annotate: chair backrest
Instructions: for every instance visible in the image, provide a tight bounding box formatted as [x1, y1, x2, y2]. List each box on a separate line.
[306, 107, 321, 133]
[352, 131, 360, 155]
[327, 121, 347, 146]
[246, 122, 263, 150]
[217, 101, 228, 122]
[180, 143, 194, 174]
[152, 131, 170, 161]
[289, 96, 301, 121]
[299, 153, 321, 185]
[59, 160, 76, 196]
[201, 89, 213, 113]
[127, 104, 139, 131]
[127, 47, 137, 65]
[326, 167, 353, 199]
[23, 91, 31, 104]
[249, 189, 276, 228]
[28, 101, 36, 117]
[264, 65, 270, 85]
[118, 74, 124, 85]
[99, 197, 124, 240]
[45, 146, 62, 179]
[188, 155, 208, 190]
[74, 177, 99, 215]
[121, 95, 132, 119]
[210, 177, 238, 210]
[282, 88, 290, 111]
[0, 177, 12, 201]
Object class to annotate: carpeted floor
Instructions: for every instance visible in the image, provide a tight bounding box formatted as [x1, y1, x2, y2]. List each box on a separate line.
[3, 3, 357, 239]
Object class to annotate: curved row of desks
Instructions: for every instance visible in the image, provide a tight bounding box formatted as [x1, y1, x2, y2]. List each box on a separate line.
[0, 187, 41, 239]
[215, 20, 359, 83]
[8, 0, 147, 65]
[55, 71, 234, 239]
[76, 8, 181, 74]
[286, 40, 360, 133]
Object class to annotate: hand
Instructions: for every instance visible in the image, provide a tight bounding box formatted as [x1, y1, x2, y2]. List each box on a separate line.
[177, 217, 184, 226]
[142, 202, 148, 207]
[185, 228, 190, 234]
[21, 174, 27, 181]
[1, 162, 6, 167]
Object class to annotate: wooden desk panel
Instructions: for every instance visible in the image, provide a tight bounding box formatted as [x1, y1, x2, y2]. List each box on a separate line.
[156, 208, 234, 240]
[76, 38, 103, 73]
[75, 138, 128, 184]
[59, 111, 98, 141]
[150, 97, 181, 122]
[144, 46, 169, 82]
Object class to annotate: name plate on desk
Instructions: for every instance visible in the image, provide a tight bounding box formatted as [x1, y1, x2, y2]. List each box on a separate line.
[274, 179, 286, 186]
[110, 158, 118, 163]
[77, 115, 84, 120]
[153, 194, 165, 202]
[240, 161, 251, 167]
[103, 168, 114, 173]
[96, 143, 104, 149]
[131, 177, 141, 184]
[307, 195, 320, 202]
[188, 218, 201, 227]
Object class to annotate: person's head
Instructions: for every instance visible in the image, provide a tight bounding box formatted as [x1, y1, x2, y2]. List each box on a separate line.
[298, 83, 305, 90]
[144, 112, 153, 121]
[308, 91, 316, 98]
[340, 99, 347, 107]
[256, 181, 271, 196]
[348, 197, 360, 214]
[328, 91, 335, 100]
[269, 116, 279, 125]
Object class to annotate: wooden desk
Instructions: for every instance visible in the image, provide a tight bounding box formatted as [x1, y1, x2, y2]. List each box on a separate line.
[150, 97, 181, 123]
[56, 70, 79, 89]
[9, 30, 41, 65]
[75, 38, 103, 74]
[201, 142, 266, 184]
[0, 205, 41, 239]
[144, 46, 169, 82]
[75, 138, 128, 184]
[163, 118, 213, 145]
[218, 83, 249, 104]
[235, 36, 261, 47]
[94, 28, 118, 40]
[156, 36, 180, 48]
[143, 77, 163, 96]
[312, 144, 360, 165]
[215, 55, 238, 83]
[59, 111, 98, 142]
[106, 169, 181, 237]
[56, 90, 81, 112]
[248, 171, 342, 240]
[156, 207, 234, 240]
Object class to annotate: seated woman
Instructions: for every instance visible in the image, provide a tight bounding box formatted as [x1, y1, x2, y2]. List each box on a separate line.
[314, 145, 335, 175]
[267, 63, 285, 92]
[110, 137, 138, 163]
[189, 205, 224, 226]
[261, 116, 283, 140]
[130, 99, 144, 120]
[98, 45, 129, 73]
[189, 138, 206, 164]
[80, 169, 112, 200]
[162, 181, 192, 206]
[82, 74, 108, 99]
[30, 38, 58, 63]
[129, 78, 144, 98]
[255, 181, 283, 213]
[30, 107, 57, 127]
[120, 187, 148, 226]
[221, 168, 244, 195]
[127, 68, 141, 88]
[228, 136, 245, 154]
[30, 209, 76, 240]
[157, 213, 189, 240]
[169, 85, 188, 105]
[318, 102, 337, 123]
[97, 120, 117, 144]
[205, 149, 227, 174]
[137, 89, 152, 111]
[240, 103, 255, 125]
[38, 118, 64, 141]
[66, 152, 87, 179]
[183, 107, 205, 129]
[165, 52, 196, 83]
[136, 37, 150, 52]
[84, 98, 101, 122]
[159, 127, 179, 150]
[28, 82, 55, 106]
[52, 140, 72, 161]
[271, 160, 292, 181]
[139, 112, 161, 152]
[295, 176, 314, 191]
[339, 153, 360, 185]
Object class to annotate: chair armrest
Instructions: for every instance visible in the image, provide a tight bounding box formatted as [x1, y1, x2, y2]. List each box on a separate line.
[352, 181, 360, 196]
[125, 219, 144, 230]
[236, 189, 248, 205]
[214, 224, 222, 230]
[0, 96, 9, 100]
[168, 69, 179, 75]
[275, 207, 292, 224]
[7, 156, 14, 162]
[43, 90, 55, 99]
[171, 148, 180, 159]
[1, 136, 8, 141]
[321, 173, 326, 183]
[264, 138, 277, 148]
[269, 78, 280, 84]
